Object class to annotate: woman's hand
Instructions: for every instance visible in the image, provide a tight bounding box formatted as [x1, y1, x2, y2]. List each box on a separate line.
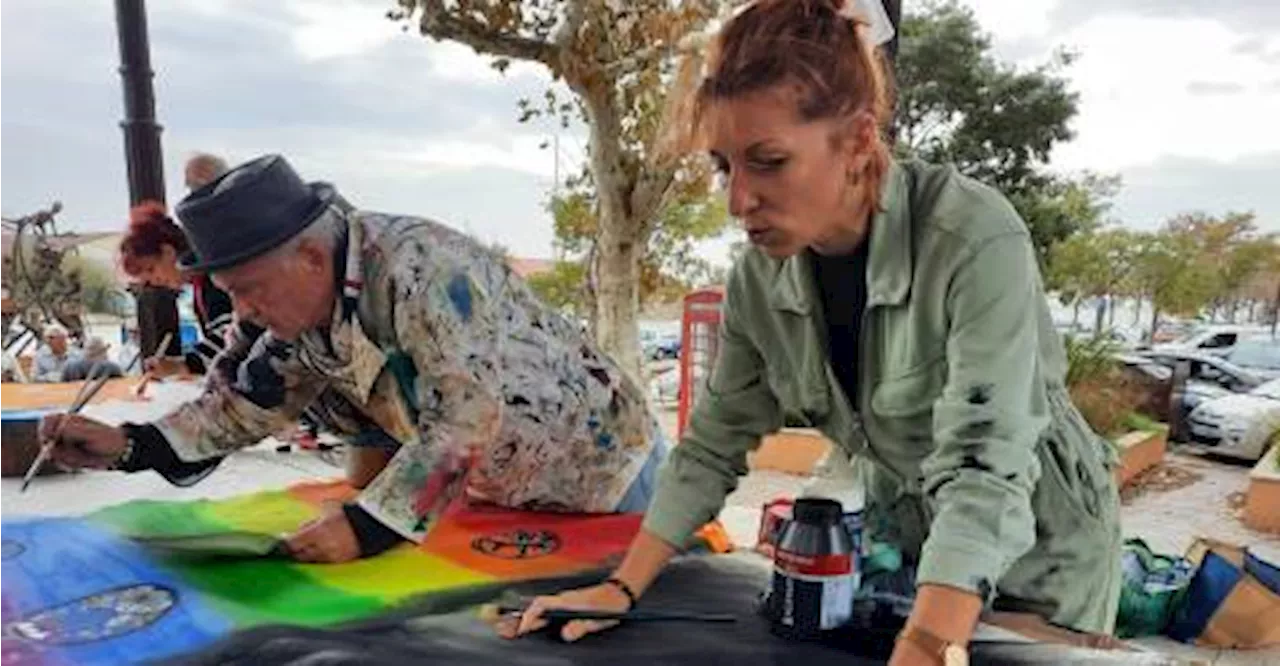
[142, 356, 188, 378]
[490, 529, 675, 642]
[490, 582, 634, 642]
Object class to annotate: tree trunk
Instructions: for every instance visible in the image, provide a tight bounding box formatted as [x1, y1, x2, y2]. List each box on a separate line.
[577, 79, 646, 382]
[1107, 296, 1117, 329]
[1072, 299, 1081, 327]
[1132, 296, 1142, 326]
[1272, 281, 1280, 338]
[594, 228, 644, 381]
[1093, 297, 1106, 336]
[1149, 304, 1160, 345]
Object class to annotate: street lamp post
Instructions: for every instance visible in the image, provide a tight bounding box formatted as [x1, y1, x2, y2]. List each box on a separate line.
[113, 0, 179, 358]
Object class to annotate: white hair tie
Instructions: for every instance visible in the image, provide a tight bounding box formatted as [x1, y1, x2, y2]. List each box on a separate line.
[840, 0, 896, 46]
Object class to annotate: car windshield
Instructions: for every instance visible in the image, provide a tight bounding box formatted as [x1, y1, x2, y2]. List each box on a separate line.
[1228, 341, 1280, 371]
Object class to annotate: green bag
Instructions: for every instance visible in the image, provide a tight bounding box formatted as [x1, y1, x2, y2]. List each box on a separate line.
[1115, 538, 1195, 638]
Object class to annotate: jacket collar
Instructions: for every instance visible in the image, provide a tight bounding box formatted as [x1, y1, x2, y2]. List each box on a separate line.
[769, 161, 913, 314]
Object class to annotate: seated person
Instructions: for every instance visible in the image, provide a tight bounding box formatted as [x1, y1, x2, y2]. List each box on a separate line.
[42, 155, 668, 565]
[61, 337, 125, 381]
[1, 352, 20, 383]
[33, 325, 79, 383]
[116, 325, 143, 376]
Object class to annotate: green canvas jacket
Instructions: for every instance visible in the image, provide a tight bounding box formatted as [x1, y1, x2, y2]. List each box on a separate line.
[643, 160, 1122, 632]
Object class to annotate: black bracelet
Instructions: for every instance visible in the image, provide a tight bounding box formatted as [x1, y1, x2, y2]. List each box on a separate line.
[603, 577, 638, 610]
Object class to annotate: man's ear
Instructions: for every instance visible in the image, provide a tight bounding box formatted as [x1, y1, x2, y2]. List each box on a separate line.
[296, 239, 329, 274]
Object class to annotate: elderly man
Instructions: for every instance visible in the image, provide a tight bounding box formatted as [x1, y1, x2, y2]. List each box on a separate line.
[43, 155, 666, 564]
[184, 153, 229, 190]
[33, 325, 79, 382]
[61, 337, 125, 381]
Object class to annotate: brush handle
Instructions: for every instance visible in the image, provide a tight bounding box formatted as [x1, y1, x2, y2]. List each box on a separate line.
[497, 606, 736, 623]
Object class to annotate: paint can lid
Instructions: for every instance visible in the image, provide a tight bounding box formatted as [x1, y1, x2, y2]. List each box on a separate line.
[792, 497, 843, 526]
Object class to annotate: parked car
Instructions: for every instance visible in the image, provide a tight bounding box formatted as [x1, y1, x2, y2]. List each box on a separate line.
[1129, 349, 1265, 441]
[1222, 337, 1280, 381]
[1186, 379, 1280, 462]
[648, 334, 681, 361]
[1152, 324, 1269, 358]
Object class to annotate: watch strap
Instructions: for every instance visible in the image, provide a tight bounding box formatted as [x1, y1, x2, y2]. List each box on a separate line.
[897, 625, 954, 664]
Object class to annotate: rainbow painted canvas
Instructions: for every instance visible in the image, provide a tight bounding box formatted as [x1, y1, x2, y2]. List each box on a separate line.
[1, 481, 729, 665]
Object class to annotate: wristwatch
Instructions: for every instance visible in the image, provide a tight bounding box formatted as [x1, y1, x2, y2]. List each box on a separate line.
[896, 625, 968, 666]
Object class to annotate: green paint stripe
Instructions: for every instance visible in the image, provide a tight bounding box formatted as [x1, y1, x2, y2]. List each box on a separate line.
[89, 495, 387, 626]
[162, 558, 385, 626]
[90, 498, 236, 537]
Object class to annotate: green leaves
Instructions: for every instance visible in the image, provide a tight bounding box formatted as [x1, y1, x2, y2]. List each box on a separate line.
[895, 1, 1100, 264]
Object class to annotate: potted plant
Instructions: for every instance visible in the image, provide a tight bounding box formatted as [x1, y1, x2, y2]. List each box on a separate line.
[1063, 335, 1169, 487]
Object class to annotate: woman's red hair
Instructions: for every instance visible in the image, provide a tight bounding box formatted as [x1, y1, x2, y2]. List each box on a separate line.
[118, 201, 189, 277]
[663, 0, 894, 204]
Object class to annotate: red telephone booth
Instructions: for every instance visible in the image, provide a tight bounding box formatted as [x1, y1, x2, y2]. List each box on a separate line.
[677, 287, 725, 438]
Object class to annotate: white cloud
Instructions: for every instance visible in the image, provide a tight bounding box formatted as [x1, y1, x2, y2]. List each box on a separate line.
[1049, 15, 1280, 171]
[424, 40, 547, 83]
[287, 1, 400, 61]
[963, 0, 1056, 42]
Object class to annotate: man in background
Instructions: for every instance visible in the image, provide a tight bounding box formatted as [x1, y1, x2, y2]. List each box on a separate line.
[184, 153, 229, 190]
[62, 337, 124, 381]
[33, 325, 79, 382]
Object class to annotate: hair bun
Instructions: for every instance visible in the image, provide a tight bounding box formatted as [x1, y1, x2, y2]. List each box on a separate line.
[129, 200, 171, 229]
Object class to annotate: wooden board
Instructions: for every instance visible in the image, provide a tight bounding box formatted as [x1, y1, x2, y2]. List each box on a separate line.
[0, 378, 142, 412]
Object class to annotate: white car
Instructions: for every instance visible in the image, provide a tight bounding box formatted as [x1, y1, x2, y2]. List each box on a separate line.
[1186, 378, 1280, 462]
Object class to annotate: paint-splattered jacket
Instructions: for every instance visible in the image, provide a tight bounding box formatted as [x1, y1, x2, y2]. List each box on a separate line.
[137, 211, 663, 543]
[644, 160, 1123, 634]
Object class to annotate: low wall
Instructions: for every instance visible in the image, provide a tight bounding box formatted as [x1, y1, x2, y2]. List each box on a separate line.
[1113, 429, 1168, 488]
[1243, 445, 1280, 534]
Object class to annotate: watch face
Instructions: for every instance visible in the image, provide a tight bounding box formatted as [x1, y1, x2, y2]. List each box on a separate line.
[943, 645, 968, 666]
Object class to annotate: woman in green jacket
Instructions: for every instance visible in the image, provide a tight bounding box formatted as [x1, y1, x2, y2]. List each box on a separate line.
[497, 1, 1122, 663]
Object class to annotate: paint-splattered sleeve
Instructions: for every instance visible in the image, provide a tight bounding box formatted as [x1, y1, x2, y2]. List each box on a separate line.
[641, 267, 783, 548]
[916, 232, 1047, 599]
[152, 336, 326, 462]
[353, 259, 503, 542]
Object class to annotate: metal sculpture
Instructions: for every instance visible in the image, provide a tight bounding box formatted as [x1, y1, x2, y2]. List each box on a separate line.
[2, 202, 87, 352]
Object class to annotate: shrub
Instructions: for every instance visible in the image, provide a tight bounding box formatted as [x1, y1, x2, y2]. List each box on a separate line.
[1063, 334, 1153, 438]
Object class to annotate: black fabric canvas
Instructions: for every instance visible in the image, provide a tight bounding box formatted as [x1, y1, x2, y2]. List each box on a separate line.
[162, 555, 1178, 666]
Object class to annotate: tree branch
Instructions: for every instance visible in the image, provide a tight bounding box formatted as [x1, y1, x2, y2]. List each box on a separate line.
[554, 0, 588, 51]
[631, 167, 676, 237]
[406, 0, 559, 67]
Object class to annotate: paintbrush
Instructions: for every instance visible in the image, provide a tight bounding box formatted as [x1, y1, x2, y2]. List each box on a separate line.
[21, 362, 110, 492]
[133, 332, 173, 397]
[480, 603, 737, 624]
[20, 339, 152, 492]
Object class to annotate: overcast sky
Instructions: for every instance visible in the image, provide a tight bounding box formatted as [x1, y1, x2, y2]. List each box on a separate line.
[3, 0, 1277, 267]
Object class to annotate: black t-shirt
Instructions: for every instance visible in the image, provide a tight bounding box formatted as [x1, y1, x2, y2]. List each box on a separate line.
[810, 237, 871, 411]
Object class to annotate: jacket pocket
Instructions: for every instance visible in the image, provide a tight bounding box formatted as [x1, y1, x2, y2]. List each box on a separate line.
[1037, 429, 1112, 526]
[871, 357, 946, 418]
[765, 362, 830, 427]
